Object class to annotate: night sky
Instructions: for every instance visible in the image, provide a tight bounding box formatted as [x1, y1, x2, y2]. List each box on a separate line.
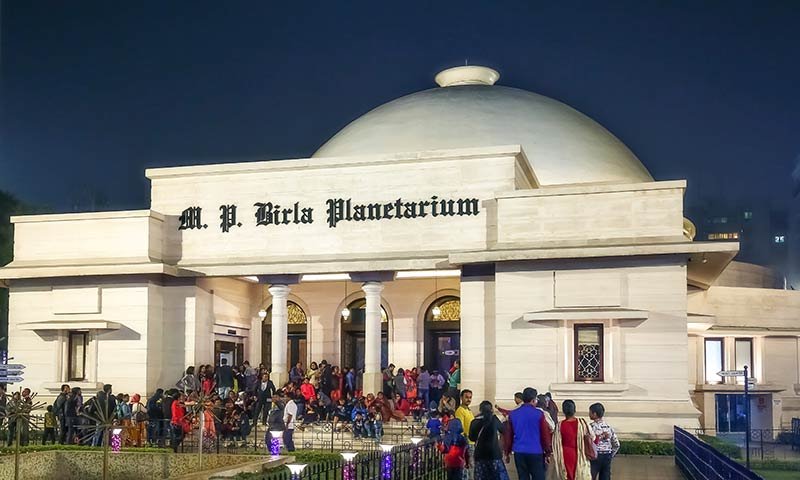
[1, 1, 798, 212]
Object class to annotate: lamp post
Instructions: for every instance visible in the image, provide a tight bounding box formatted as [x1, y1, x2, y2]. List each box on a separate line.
[269, 430, 283, 456]
[287, 463, 307, 480]
[380, 444, 394, 479]
[341, 451, 358, 480]
[110, 428, 123, 453]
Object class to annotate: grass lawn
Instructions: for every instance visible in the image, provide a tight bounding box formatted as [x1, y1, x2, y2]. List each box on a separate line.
[755, 471, 800, 480]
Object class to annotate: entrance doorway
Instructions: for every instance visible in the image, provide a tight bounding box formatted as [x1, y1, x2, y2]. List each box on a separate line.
[215, 340, 244, 366]
[341, 298, 389, 371]
[262, 301, 308, 368]
[424, 296, 461, 373]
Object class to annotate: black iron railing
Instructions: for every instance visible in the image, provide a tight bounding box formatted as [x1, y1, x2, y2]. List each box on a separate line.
[675, 426, 762, 480]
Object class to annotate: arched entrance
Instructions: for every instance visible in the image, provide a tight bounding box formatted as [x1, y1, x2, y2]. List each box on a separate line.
[341, 298, 389, 371]
[262, 301, 308, 368]
[424, 296, 461, 374]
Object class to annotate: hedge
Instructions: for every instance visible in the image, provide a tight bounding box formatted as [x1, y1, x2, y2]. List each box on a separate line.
[749, 459, 800, 472]
[698, 434, 742, 459]
[0, 444, 171, 455]
[617, 440, 674, 456]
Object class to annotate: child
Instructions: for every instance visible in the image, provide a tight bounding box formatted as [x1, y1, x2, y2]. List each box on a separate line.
[333, 398, 350, 431]
[438, 418, 469, 480]
[589, 402, 620, 480]
[367, 407, 383, 441]
[43, 405, 57, 445]
[426, 411, 443, 440]
[411, 398, 424, 422]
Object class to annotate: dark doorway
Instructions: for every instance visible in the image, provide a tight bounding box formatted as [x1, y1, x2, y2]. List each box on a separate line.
[424, 296, 461, 373]
[426, 332, 460, 374]
[340, 298, 389, 370]
[215, 340, 244, 366]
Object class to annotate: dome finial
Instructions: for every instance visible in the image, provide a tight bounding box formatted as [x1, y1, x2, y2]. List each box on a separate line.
[435, 65, 499, 87]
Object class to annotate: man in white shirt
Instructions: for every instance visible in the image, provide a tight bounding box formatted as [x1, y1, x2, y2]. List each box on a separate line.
[282, 392, 298, 452]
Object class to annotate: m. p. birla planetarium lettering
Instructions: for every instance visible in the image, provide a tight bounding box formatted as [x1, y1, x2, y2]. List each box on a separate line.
[177, 195, 481, 233]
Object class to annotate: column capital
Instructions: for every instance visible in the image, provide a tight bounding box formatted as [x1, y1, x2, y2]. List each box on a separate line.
[268, 284, 291, 298]
[361, 281, 384, 295]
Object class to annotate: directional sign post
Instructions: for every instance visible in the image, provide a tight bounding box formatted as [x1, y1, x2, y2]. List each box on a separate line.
[0, 364, 25, 385]
[717, 366, 752, 469]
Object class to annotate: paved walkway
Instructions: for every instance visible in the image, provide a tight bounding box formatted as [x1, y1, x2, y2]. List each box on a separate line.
[506, 455, 684, 479]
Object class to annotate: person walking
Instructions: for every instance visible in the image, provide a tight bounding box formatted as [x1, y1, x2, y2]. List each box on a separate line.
[417, 366, 431, 412]
[382, 364, 396, 397]
[503, 387, 552, 480]
[215, 359, 235, 399]
[130, 393, 147, 447]
[255, 372, 277, 425]
[455, 389, 475, 479]
[146, 389, 165, 447]
[469, 401, 509, 480]
[54, 384, 70, 444]
[177, 366, 200, 394]
[548, 400, 593, 480]
[430, 370, 445, 410]
[588, 403, 619, 480]
[282, 391, 299, 452]
[64, 387, 83, 445]
[394, 368, 407, 399]
[438, 418, 470, 480]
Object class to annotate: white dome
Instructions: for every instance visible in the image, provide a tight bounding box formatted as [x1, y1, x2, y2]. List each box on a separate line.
[313, 67, 653, 186]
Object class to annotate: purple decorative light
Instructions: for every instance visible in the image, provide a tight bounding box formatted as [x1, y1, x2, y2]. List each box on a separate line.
[341, 452, 357, 480]
[111, 428, 122, 453]
[269, 431, 283, 456]
[380, 447, 393, 480]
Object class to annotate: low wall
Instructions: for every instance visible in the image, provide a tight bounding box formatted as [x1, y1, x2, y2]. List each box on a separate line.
[0, 450, 270, 480]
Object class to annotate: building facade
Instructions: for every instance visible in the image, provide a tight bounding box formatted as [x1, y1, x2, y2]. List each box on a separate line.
[2, 66, 799, 439]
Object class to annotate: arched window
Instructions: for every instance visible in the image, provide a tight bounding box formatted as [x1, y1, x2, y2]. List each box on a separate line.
[341, 298, 388, 323]
[425, 296, 461, 323]
[264, 301, 308, 326]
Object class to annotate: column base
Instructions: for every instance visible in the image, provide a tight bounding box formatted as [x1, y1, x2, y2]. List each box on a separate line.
[363, 371, 383, 396]
[271, 371, 288, 389]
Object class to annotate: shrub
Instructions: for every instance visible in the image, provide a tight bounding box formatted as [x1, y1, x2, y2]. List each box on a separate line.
[698, 434, 742, 459]
[749, 459, 800, 472]
[0, 444, 171, 455]
[618, 440, 674, 456]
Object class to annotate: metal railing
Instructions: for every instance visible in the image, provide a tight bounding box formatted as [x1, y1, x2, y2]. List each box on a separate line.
[675, 427, 762, 480]
[259, 439, 445, 480]
[691, 424, 800, 462]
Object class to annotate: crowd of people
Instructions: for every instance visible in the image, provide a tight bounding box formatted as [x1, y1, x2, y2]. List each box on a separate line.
[3, 356, 620, 480]
[433, 386, 620, 480]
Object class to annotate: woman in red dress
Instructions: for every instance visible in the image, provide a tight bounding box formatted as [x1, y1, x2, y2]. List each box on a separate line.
[549, 399, 592, 480]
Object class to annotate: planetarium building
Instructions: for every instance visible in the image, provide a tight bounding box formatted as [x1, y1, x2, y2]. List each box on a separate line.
[3, 66, 799, 438]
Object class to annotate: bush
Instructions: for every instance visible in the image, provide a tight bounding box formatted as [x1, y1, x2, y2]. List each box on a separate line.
[698, 435, 742, 459]
[0, 444, 171, 455]
[750, 459, 800, 472]
[288, 450, 343, 464]
[617, 440, 674, 456]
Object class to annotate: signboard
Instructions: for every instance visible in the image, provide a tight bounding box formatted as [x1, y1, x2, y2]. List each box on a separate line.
[0, 376, 24, 383]
[717, 370, 745, 377]
[0, 364, 26, 370]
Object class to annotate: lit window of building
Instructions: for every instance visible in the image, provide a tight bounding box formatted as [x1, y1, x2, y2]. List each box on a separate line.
[708, 232, 739, 240]
[743, 211, 753, 220]
[774, 235, 785, 244]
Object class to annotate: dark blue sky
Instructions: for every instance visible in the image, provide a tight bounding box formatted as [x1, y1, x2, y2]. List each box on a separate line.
[1, 1, 798, 212]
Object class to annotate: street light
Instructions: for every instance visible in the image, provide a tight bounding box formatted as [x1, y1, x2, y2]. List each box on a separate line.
[380, 444, 394, 479]
[287, 463, 307, 480]
[341, 452, 358, 480]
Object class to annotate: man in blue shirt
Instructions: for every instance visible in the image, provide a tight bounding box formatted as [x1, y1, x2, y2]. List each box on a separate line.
[503, 387, 552, 480]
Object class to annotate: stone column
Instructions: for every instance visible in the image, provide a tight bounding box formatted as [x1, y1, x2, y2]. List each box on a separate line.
[249, 313, 263, 367]
[460, 265, 495, 406]
[362, 281, 384, 395]
[268, 284, 291, 387]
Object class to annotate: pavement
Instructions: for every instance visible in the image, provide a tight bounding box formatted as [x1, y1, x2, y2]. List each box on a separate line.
[505, 455, 684, 479]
